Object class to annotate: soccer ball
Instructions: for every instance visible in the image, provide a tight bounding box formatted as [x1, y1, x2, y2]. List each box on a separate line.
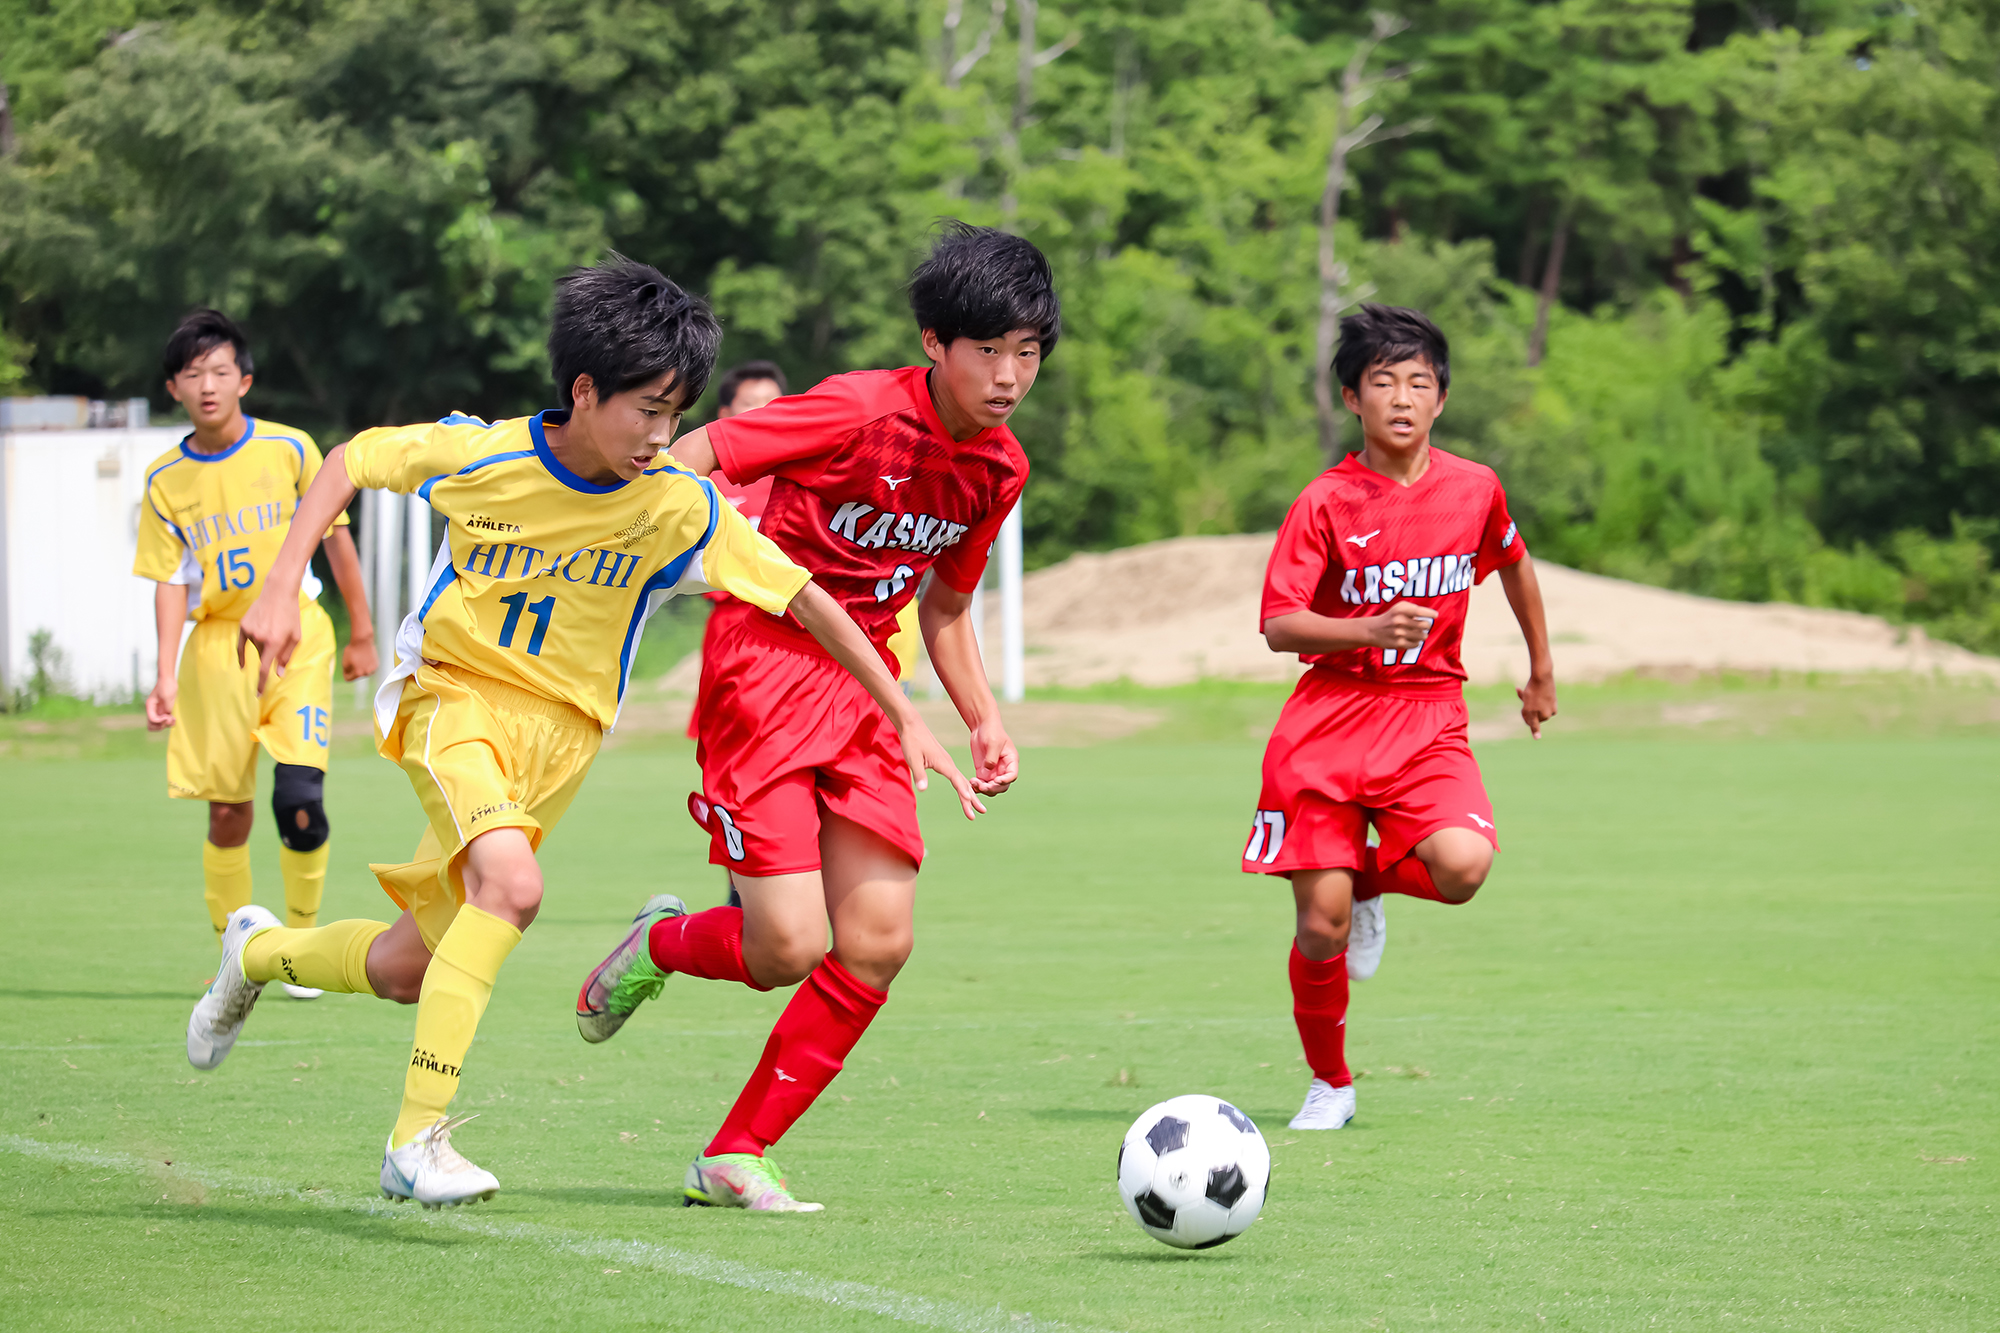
[1116, 1094, 1271, 1249]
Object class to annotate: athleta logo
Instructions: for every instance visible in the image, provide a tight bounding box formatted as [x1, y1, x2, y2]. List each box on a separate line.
[1344, 529, 1382, 548]
[1340, 552, 1476, 605]
[410, 1047, 461, 1078]
[1245, 810, 1286, 865]
[468, 800, 521, 823]
[466, 514, 522, 534]
[826, 502, 969, 557]
[880, 475, 912, 490]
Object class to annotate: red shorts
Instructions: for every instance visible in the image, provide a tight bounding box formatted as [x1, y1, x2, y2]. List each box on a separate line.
[685, 597, 755, 739]
[690, 611, 921, 876]
[1243, 670, 1497, 877]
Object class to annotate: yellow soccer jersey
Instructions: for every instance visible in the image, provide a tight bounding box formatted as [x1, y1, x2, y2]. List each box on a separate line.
[346, 410, 810, 733]
[134, 417, 347, 621]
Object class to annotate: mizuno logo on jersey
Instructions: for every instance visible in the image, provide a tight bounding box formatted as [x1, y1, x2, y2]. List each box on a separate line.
[1345, 529, 1382, 548]
[881, 475, 912, 490]
[1340, 553, 1476, 604]
[826, 502, 969, 555]
[463, 541, 643, 588]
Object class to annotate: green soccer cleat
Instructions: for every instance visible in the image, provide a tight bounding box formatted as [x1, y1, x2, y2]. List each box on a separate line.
[683, 1152, 825, 1213]
[575, 893, 687, 1043]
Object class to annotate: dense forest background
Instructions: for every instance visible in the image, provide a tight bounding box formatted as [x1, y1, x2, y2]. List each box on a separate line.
[2, 0, 1997, 649]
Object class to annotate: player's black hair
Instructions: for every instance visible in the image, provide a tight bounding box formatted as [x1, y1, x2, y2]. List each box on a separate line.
[908, 220, 1061, 354]
[1332, 303, 1450, 394]
[162, 308, 254, 380]
[715, 359, 788, 408]
[549, 255, 722, 410]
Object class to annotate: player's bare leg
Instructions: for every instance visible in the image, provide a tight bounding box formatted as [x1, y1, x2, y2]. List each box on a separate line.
[1287, 867, 1358, 1129]
[682, 814, 912, 1211]
[363, 911, 434, 1004]
[1409, 826, 1492, 902]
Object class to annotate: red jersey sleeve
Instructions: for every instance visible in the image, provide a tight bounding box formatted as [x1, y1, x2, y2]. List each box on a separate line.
[930, 465, 1026, 594]
[1260, 484, 1335, 623]
[1473, 477, 1526, 583]
[706, 375, 872, 487]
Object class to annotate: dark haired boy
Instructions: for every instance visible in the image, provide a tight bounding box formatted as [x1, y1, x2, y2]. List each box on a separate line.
[1245, 304, 1556, 1131]
[191, 258, 975, 1207]
[135, 309, 378, 985]
[576, 221, 1056, 1212]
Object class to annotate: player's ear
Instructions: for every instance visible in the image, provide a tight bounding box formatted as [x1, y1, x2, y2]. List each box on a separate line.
[1340, 385, 1362, 415]
[237, 373, 253, 398]
[570, 373, 597, 412]
[920, 328, 947, 366]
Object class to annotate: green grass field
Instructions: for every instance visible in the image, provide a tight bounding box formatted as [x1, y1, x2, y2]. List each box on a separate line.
[2, 681, 1994, 1330]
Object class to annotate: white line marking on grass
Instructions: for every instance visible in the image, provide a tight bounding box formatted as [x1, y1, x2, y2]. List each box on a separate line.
[2, 1136, 1101, 1332]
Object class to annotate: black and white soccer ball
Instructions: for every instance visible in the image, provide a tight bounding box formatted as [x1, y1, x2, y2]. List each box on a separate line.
[1117, 1094, 1271, 1249]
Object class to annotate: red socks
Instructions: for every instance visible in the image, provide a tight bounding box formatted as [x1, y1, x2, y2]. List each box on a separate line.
[707, 956, 887, 1157]
[648, 906, 770, 991]
[1355, 847, 1449, 903]
[1289, 944, 1351, 1088]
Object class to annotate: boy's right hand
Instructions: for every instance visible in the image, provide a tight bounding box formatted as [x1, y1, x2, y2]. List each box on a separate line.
[1368, 600, 1437, 651]
[236, 593, 302, 693]
[144, 678, 177, 731]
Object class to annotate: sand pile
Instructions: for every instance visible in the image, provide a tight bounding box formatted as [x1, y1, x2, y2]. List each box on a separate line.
[1001, 534, 2000, 688]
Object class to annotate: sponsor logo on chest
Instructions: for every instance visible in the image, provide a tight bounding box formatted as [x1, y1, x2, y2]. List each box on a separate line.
[1340, 552, 1476, 604]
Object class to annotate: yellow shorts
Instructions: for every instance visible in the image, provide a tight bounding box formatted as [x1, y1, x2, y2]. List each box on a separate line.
[167, 603, 334, 804]
[369, 663, 602, 950]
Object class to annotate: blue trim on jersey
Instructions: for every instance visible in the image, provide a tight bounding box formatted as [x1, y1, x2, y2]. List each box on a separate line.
[179, 416, 255, 463]
[417, 562, 457, 621]
[531, 409, 629, 494]
[416, 448, 536, 501]
[252, 429, 308, 469]
[614, 479, 721, 704]
[144, 454, 191, 535]
[438, 412, 495, 429]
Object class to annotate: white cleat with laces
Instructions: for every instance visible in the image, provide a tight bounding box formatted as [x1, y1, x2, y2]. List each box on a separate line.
[187, 905, 280, 1070]
[381, 1114, 499, 1209]
[1289, 1078, 1357, 1130]
[1347, 893, 1387, 980]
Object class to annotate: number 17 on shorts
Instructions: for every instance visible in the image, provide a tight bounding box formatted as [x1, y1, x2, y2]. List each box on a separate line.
[1245, 809, 1286, 866]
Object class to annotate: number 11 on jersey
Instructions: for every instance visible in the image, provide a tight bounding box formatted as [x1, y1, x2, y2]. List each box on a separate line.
[496, 592, 555, 655]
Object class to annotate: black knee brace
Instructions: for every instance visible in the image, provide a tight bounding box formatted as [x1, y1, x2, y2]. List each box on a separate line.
[272, 763, 329, 852]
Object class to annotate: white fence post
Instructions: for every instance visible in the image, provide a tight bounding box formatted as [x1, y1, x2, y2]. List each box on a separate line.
[998, 499, 1024, 703]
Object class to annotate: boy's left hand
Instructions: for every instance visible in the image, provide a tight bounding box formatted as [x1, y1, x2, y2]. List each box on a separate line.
[1517, 673, 1558, 738]
[342, 637, 379, 682]
[968, 717, 1019, 796]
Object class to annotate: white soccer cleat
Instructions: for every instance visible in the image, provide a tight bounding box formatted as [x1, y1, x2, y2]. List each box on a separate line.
[1288, 1078, 1357, 1130]
[187, 904, 280, 1070]
[281, 983, 324, 1000]
[380, 1114, 499, 1209]
[1347, 893, 1387, 980]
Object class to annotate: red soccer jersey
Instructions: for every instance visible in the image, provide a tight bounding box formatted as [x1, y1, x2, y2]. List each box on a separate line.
[1261, 448, 1525, 698]
[706, 365, 1028, 650]
[701, 467, 775, 605]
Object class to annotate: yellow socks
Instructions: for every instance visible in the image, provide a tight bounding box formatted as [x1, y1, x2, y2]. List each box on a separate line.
[392, 905, 522, 1147]
[201, 841, 253, 942]
[243, 919, 389, 995]
[279, 844, 330, 928]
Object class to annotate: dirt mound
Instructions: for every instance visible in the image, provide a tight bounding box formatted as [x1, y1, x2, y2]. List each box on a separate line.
[1006, 534, 2000, 688]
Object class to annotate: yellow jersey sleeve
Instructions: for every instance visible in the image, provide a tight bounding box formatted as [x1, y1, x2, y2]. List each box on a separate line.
[696, 489, 811, 615]
[344, 415, 515, 496]
[133, 461, 193, 585]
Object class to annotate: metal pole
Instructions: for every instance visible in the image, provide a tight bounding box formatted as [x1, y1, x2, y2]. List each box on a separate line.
[405, 491, 430, 621]
[998, 499, 1024, 703]
[370, 489, 403, 689]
